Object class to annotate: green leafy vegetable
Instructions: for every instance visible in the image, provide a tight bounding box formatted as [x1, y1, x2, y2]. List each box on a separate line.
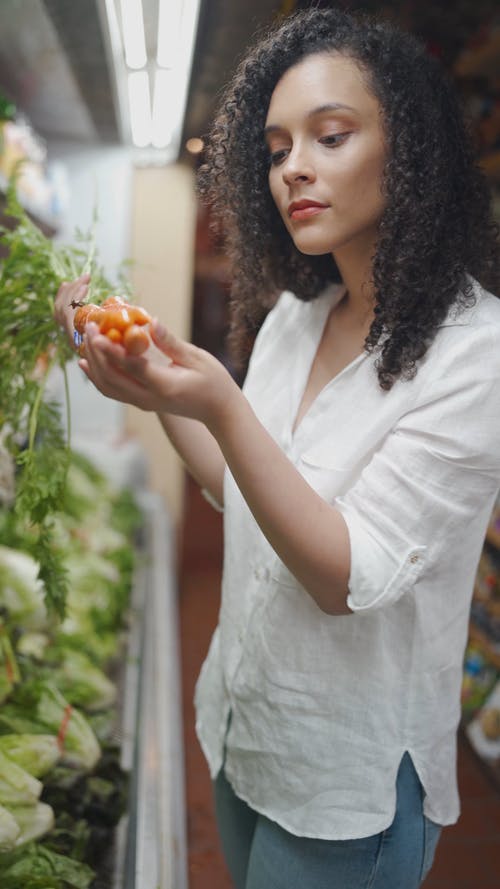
[0, 841, 95, 888]
[4, 681, 101, 772]
[8, 801, 55, 846]
[0, 545, 48, 630]
[35, 745, 129, 876]
[16, 632, 50, 662]
[0, 750, 42, 806]
[0, 804, 21, 852]
[0, 621, 21, 703]
[0, 735, 60, 778]
[40, 812, 90, 864]
[45, 649, 117, 713]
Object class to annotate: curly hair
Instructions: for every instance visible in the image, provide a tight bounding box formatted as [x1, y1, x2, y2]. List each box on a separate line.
[198, 6, 500, 390]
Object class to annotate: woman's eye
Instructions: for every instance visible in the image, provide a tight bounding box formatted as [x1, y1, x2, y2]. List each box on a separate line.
[269, 148, 289, 166]
[319, 133, 349, 147]
[267, 132, 349, 165]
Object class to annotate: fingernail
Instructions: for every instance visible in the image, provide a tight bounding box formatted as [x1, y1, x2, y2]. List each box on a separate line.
[154, 320, 167, 338]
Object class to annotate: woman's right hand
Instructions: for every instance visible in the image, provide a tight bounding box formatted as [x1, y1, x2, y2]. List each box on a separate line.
[54, 273, 91, 345]
[53, 273, 227, 502]
[79, 319, 242, 428]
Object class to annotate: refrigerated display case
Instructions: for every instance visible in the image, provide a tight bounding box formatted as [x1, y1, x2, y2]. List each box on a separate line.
[112, 491, 188, 889]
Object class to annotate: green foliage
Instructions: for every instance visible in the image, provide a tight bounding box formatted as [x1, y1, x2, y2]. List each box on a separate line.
[0, 841, 95, 888]
[30, 528, 68, 623]
[41, 744, 128, 860]
[0, 182, 129, 618]
[109, 487, 143, 538]
[0, 184, 140, 885]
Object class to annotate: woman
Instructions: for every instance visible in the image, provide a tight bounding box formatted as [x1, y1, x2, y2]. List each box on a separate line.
[56, 7, 500, 888]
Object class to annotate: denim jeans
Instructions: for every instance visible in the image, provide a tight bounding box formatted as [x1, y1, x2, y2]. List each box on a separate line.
[213, 753, 442, 889]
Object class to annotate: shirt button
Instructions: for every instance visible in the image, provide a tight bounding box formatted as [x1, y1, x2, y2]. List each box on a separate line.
[409, 553, 420, 564]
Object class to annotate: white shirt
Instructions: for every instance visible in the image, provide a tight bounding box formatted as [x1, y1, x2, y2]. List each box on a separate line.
[195, 278, 500, 840]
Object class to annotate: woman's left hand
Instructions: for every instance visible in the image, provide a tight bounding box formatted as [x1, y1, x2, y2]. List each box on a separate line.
[79, 319, 241, 430]
[54, 273, 91, 343]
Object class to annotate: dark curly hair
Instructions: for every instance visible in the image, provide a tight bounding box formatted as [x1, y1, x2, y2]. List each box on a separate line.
[198, 6, 500, 390]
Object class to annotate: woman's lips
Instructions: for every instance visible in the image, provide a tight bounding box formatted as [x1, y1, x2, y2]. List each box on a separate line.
[288, 201, 328, 221]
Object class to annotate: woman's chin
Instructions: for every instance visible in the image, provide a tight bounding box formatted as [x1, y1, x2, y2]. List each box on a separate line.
[292, 239, 335, 257]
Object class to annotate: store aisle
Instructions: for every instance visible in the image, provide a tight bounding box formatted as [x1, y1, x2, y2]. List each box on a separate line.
[178, 476, 500, 889]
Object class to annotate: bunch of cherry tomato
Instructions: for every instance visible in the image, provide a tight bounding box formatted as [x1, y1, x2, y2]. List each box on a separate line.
[73, 295, 152, 357]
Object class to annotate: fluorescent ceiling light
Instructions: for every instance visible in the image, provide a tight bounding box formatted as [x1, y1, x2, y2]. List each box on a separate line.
[120, 0, 147, 69]
[128, 70, 152, 147]
[157, 0, 181, 68]
[158, 0, 202, 157]
[152, 68, 175, 148]
[101, 0, 202, 158]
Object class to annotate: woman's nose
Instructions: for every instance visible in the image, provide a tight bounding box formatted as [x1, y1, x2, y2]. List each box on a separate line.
[282, 147, 315, 184]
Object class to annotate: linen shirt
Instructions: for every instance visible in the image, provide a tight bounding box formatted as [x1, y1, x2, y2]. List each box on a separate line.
[195, 277, 500, 840]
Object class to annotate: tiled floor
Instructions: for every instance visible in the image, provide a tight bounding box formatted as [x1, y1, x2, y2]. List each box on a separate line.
[178, 477, 500, 889]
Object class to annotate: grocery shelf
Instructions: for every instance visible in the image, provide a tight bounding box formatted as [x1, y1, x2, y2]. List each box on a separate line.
[114, 492, 187, 889]
[454, 33, 500, 79]
[468, 621, 500, 671]
[480, 151, 500, 183]
[486, 519, 500, 551]
[462, 501, 500, 789]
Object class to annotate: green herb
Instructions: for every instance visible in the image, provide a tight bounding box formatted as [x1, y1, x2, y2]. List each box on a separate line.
[0, 181, 128, 617]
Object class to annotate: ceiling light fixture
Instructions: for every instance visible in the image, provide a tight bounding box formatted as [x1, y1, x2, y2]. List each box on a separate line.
[151, 68, 174, 148]
[120, 0, 147, 69]
[102, 0, 201, 159]
[154, 0, 201, 157]
[156, 0, 181, 69]
[127, 70, 152, 147]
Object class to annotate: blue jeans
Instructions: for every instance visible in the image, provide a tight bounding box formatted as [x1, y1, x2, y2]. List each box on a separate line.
[213, 753, 441, 889]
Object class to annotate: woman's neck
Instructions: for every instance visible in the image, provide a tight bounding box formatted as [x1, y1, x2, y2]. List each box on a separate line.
[334, 250, 376, 328]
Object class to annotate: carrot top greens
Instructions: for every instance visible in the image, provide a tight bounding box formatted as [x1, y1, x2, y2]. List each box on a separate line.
[0, 182, 130, 617]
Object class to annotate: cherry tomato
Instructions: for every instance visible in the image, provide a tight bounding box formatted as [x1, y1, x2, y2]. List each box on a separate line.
[86, 306, 106, 326]
[106, 328, 123, 344]
[74, 304, 97, 334]
[123, 324, 149, 355]
[127, 305, 152, 326]
[102, 295, 127, 307]
[99, 307, 132, 333]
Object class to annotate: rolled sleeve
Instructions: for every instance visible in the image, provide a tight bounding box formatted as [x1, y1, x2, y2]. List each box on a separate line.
[201, 487, 224, 512]
[340, 499, 427, 611]
[336, 369, 500, 613]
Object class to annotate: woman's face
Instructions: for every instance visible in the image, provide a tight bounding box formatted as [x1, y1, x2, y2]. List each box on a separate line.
[265, 52, 387, 261]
